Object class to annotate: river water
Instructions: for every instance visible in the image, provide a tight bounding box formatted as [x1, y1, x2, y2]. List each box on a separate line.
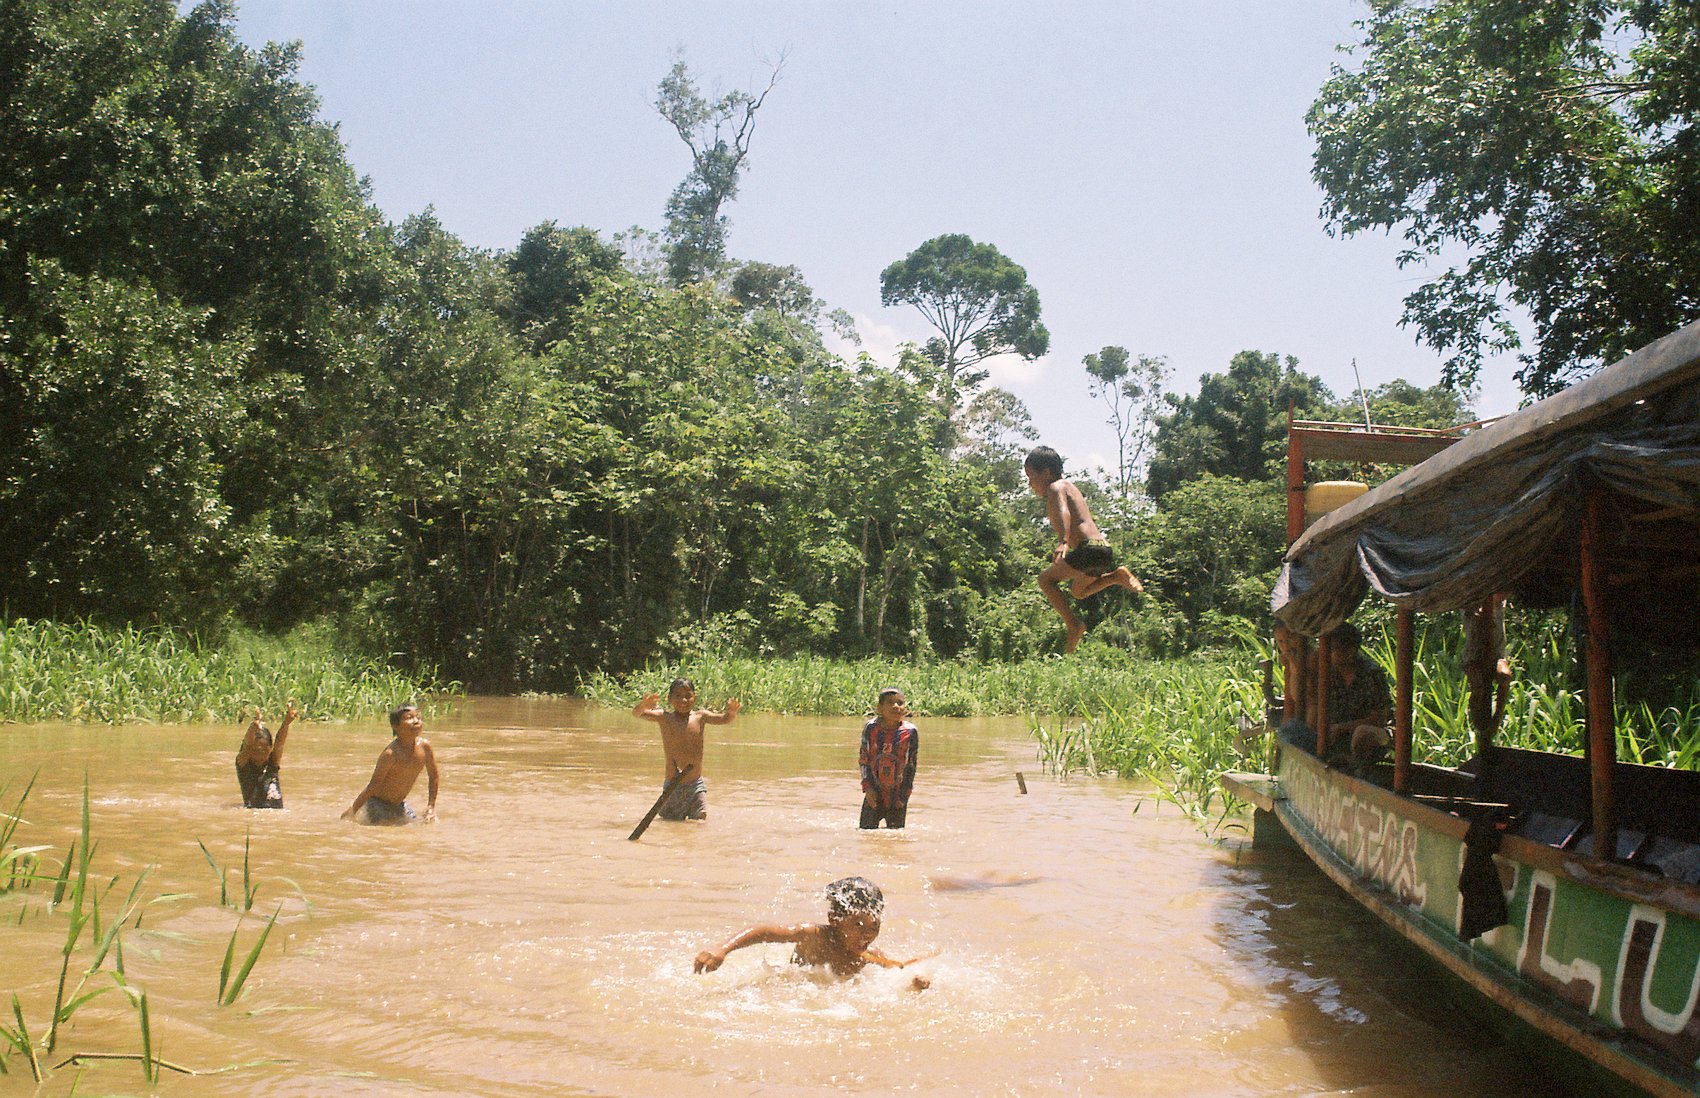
[0, 697, 1553, 1096]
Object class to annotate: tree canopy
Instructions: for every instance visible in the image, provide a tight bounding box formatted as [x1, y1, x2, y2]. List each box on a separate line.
[1309, 0, 1700, 396]
[654, 56, 781, 287]
[878, 234, 1050, 402]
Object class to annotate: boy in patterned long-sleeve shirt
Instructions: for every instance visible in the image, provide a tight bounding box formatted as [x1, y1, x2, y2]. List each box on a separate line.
[859, 687, 918, 829]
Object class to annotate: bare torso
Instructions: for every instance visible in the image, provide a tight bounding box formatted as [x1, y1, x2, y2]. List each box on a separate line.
[657, 710, 707, 782]
[365, 735, 432, 802]
[1046, 479, 1103, 549]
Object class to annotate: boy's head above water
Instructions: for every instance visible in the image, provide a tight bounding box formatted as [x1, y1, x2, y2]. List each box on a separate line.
[389, 703, 420, 735]
[667, 678, 696, 712]
[826, 876, 884, 951]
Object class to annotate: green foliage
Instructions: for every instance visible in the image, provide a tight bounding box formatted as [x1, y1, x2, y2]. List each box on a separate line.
[654, 56, 782, 286]
[0, 264, 249, 625]
[879, 233, 1050, 399]
[1083, 346, 1169, 500]
[1138, 476, 1286, 648]
[1309, 0, 1700, 396]
[0, 618, 446, 724]
[1146, 350, 1332, 498]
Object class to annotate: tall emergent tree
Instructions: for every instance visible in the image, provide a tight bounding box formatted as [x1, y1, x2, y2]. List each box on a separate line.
[879, 234, 1049, 404]
[654, 55, 782, 287]
[1309, 0, 1700, 396]
[1145, 351, 1331, 499]
[1083, 346, 1169, 499]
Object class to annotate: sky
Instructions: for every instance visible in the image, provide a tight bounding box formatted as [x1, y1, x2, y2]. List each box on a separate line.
[229, 0, 1523, 478]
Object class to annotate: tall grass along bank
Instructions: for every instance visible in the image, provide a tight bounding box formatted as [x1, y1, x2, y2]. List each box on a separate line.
[0, 619, 454, 725]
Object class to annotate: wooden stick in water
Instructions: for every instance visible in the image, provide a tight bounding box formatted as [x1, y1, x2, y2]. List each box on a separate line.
[1015, 771, 1028, 794]
[628, 764, 695, 841]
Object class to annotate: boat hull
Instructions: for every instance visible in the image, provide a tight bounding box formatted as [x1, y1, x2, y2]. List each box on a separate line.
[1229, 746, 1700, 1097]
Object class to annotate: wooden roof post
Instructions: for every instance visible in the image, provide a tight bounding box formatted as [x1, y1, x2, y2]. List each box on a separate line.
[1394, 608, 1414, 795]
[1315, 631, 1332, 757]
[1580, 490, 1618, 860]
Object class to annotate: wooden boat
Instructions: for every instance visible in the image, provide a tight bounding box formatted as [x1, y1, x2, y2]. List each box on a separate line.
[1223, 319, 1700, 1096]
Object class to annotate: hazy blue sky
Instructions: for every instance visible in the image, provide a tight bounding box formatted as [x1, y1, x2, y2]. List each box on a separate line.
[231, 0, 1519, 476]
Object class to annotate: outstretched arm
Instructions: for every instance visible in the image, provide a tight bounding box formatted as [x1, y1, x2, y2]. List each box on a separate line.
[703, 698, 741, 724]
[632, 693, 664, 720]
[860, 946, 939, 970]
[270, 700, 298, 767]
[694, 922, 805, 973]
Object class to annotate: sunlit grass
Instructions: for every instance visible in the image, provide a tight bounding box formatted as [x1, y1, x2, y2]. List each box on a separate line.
[0, 617, 456, 724]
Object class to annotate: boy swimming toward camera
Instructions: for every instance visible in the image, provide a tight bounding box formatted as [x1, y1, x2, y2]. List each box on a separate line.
[693, 876, 931, 988]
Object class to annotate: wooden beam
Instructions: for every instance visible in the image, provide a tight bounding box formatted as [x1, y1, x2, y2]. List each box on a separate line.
[1395, 609, 1414, 796]
[1580, 491, 1617, 860]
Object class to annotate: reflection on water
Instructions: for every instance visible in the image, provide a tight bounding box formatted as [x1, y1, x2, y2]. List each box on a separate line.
[0, 696, 1553, 1095]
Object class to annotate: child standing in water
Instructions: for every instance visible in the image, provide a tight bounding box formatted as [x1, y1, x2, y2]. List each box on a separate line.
[860, 687, 918, 830]
[632, 678, 740, 821]
[1024, 445, 1143, 654]
[235, 700, 297, 809]
[693, 876, 930, 987]
[341, 703, 439, 824]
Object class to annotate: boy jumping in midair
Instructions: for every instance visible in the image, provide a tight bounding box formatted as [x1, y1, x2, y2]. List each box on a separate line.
[1024, 445, 1143, 654]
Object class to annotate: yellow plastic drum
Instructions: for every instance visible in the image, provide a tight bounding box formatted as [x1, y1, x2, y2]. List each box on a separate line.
[1304, 480, 1368, 523]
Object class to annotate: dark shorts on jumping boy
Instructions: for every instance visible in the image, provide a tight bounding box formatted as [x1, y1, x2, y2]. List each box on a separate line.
[1063, 538, 1116, 576]
[236, 760, 282, 809]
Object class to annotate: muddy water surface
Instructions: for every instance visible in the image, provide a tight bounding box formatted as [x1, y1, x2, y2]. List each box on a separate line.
[1, 697, 1550, 1096]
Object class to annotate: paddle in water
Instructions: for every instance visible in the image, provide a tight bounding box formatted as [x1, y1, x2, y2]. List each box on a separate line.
[628, 764, 695, 841]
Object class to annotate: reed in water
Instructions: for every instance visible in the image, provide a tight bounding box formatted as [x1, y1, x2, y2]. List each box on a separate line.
[0, 617, 452, 724]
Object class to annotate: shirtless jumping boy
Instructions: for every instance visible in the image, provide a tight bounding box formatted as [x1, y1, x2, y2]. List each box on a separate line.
[1024, 445, 1143, 653]
[341, 703, 439, 825]
[631, 678, 739, 821]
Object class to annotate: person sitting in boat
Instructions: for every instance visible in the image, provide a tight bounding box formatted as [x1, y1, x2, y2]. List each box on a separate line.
[235, 700, 297, 809]
[1323, 621, 1393, 765]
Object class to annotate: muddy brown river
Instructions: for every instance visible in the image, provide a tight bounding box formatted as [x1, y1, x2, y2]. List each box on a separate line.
[0, 697, 1552, 1095]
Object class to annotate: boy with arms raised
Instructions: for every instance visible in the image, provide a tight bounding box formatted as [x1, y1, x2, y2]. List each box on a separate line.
[235, 700, 298, 809]
[632, 678, 740, 821]
[341, 703, 439, 824]
[1024, 445, 1143, 654]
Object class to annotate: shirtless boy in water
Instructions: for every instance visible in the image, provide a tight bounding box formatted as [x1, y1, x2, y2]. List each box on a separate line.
[341, 703, 439, 824]
[693, 876, 931, 988]
[632, 678, 739, 821]
[235, 700, 297, 809]
[1024, 445, 1143, 654]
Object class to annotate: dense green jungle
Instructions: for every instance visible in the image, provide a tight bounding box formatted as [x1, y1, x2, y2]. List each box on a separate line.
[0, 0, 1471, 694]
[7, 0, 1700, 798]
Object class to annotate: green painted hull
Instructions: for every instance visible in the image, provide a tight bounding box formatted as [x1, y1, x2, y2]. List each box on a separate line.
[1247, 746, 1700, 1096]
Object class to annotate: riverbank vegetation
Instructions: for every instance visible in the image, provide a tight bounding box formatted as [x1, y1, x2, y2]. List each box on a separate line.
[1, 0, 1468, 699]
[0, 619, 447, 725]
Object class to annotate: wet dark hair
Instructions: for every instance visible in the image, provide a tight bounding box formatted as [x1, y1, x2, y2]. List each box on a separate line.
[1024, 445, 1063, 478]
[389, 703, 419, 730]
[877, 687, 904, 705]
[1329, 622, 1362, 650]
[825, 876, 884, 920]
[668, 678, 694, 696]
